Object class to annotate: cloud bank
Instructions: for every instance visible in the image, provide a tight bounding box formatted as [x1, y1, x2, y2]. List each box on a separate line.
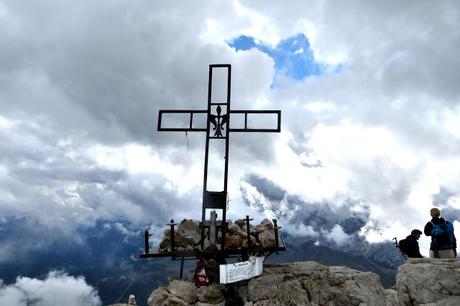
[0, 271, 101, 306]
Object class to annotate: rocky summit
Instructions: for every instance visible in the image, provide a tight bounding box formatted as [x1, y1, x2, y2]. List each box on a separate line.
[142, 258, 460, 306]
[396, 258, 460, 306]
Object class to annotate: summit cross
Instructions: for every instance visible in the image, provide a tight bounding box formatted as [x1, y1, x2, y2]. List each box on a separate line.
[157, 64, 281, 250]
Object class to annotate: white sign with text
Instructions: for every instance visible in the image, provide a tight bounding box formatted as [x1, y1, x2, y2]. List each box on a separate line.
[219, 256, 264, 284]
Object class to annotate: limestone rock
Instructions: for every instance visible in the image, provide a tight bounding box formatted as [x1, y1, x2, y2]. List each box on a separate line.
[196, 302, 225, 306]
[225, 234, 244, 248]
[328, 266, 385, 305]
[242, 236, 258, 248]
[159, 229, 172, 252]
[159, 220, 202, 253]
[165, 296, 189, 305]
[384, 289, 398, 306]
[257, 230, 275, 248]
[247, 261, 385, 306]
[175, 219, 201, 246]
[144, 257, 460, 306]
[396, 258, 460, 306]
[228, 223, 248, 239]
[234, 219, 247, 228]
[259, 219, 274, 229]
[167, 280, 198, 304]
[196, 284, 224, 304]
[147, 287, 174, 306]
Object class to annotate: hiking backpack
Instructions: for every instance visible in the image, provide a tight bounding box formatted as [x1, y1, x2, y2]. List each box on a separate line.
[398, 238, 409, 255]
[431, 221, 455, 250]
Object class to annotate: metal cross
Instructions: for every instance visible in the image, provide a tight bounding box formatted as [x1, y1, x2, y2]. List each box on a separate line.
[157, 64, 281, 251]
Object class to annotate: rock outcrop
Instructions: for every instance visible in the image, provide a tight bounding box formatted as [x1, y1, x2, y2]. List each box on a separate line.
[396, 258, 460, 306]
[147, 261, 387, 305]
[145, 258, 460, 306]
[245, 262, 386, 305]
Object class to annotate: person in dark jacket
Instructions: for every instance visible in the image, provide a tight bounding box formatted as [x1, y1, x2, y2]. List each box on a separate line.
[424, 208, 457, 258]
[404, 229, 424, 258]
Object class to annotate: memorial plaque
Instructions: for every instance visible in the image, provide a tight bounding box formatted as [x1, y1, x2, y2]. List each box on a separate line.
[219, 256, 264, 284]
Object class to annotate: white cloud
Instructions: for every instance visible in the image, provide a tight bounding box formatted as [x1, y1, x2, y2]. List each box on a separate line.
[305, 101, 337, 114]
[0, 271, 101, 306]
[325, 224, 349, 246]
[284, 222, 319, 238]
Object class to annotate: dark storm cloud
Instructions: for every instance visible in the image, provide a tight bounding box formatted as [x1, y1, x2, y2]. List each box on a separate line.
[245, 174, 286, 202]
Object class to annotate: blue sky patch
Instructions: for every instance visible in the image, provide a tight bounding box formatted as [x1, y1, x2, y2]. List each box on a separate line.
[228, 33, 338, 83]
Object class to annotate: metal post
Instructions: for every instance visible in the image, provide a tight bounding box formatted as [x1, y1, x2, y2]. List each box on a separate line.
[201, 66, 213, 250]
[210, 210, 217, 245]
[221, 66, 231, 252]
[169, 219, 177, 259]
[144, 230, 150, 254]
[273, 219, 279, 248]
[246, 215, 252, 249]
[179, 257, 185, 279]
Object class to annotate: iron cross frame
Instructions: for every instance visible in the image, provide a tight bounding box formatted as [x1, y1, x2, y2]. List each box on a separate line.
[157, 64, 281, 251]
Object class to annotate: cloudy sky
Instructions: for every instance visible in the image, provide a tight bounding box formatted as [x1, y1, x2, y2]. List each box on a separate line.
[1, 0, 460, 304]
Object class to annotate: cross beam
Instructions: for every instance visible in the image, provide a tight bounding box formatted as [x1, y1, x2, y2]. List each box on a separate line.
[157, 64, 281, 251]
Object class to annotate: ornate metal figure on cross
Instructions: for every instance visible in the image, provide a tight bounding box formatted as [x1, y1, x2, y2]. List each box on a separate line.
[141, 64, 284, 264]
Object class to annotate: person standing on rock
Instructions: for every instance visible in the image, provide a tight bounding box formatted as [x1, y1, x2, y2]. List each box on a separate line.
[399, 229, 424, 258]
[424, 208, 457, 258]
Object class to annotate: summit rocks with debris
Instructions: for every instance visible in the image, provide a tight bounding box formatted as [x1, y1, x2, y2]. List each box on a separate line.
[158, 218, 281, 254]
[147, 261, 387, 305]
[396, 258, 460, 306]
[145, 259, 460, 305]
[245, 262, 386, 305]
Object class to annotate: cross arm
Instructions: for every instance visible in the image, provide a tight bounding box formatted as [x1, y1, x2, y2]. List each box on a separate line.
[158, 110, 208, 132]
[229, 110, 281, 132]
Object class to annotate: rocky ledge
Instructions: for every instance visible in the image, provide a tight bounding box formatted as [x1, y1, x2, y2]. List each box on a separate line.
[144, 258, 460, 306]
[396, 258, 460, 306]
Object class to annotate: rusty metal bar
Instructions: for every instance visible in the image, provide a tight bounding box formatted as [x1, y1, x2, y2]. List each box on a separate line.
[246, 215, 253, 249]
[229, 110, 281, 132]
[144, 230, 150, 254]
[179, 257, 185, 279]
[169, 219, 178, 259]
[157, 110, 208, 132]
[273, 219, 281, 249]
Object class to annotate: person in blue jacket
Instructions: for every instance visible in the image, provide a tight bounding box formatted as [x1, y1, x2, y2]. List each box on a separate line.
[424, 208, 457, 258]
